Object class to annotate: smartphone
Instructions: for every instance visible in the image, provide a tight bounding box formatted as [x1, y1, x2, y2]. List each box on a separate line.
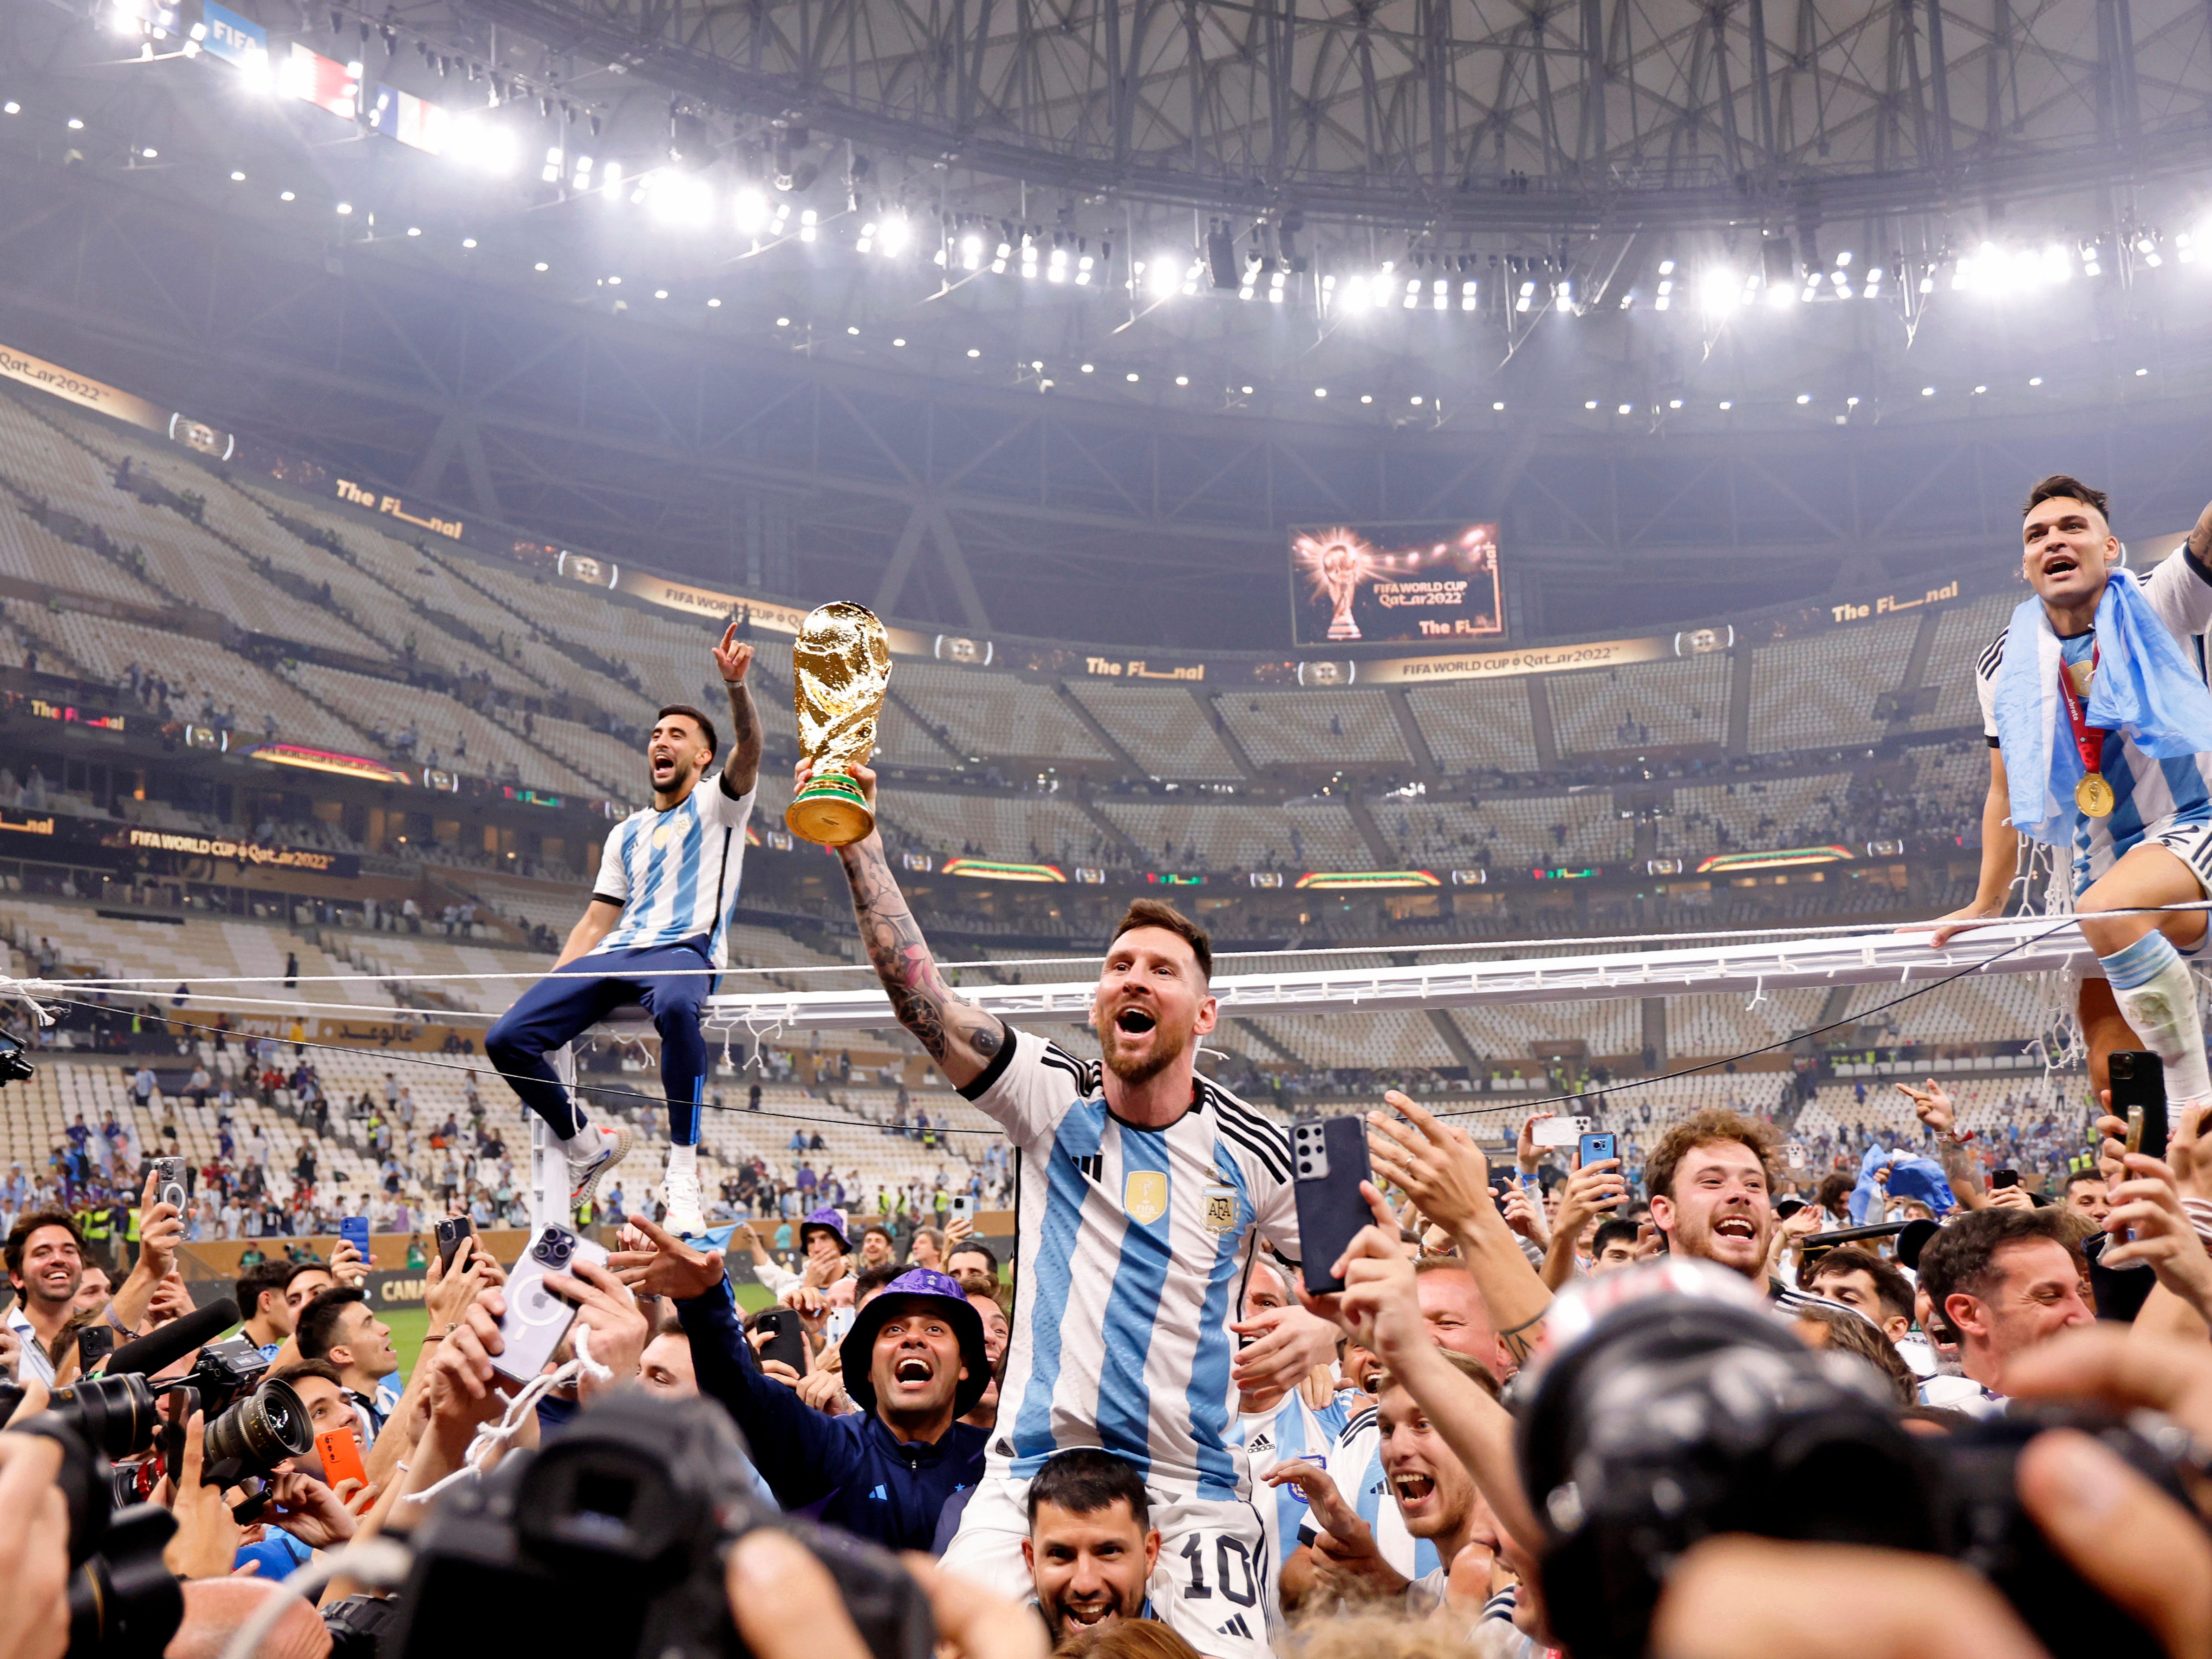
[1578, 1132, 1618, 1170]
[948, 1194, 972, 1218]
[338, 1215, 371, 1259]
[1531, 1115, 1594, 1149]
[492, 1223, 609, 1386]
[1290, 1116, 1375, 1296]
[750, 1307, 807, 1373]
[148, 1156, 187, 1214]
[434, 1215, 475, 1274]
[2110, 1049, 2169, 1160]
[75, 1324, 115, 1373]
[1990, 1168, 2020, 1190]
[316, 1426, 367, 1490]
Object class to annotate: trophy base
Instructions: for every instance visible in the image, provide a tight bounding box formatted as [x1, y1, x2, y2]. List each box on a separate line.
[786, 775, 875, 847]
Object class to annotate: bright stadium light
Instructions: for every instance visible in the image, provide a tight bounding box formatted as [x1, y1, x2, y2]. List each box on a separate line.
[732, 188, 770, 236]
[648, 172, 715, 229]
[1147, 254, 1182, 299]
[446, 118, 519, 176]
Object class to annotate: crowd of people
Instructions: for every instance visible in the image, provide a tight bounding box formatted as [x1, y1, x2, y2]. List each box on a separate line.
[4, 1071, 2209, 1659]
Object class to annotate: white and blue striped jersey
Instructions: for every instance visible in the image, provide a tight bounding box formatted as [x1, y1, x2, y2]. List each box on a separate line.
[1977, 549, 2212, 898]
[592, 777, 758, 965]
[964, 1027, 1301, 1499]
[1293, 1405, 1441, 1581]
[1241, 1389, 1356, 1570]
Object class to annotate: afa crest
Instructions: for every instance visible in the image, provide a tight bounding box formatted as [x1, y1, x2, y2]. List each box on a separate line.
[1123, 1170, 1168, 1225]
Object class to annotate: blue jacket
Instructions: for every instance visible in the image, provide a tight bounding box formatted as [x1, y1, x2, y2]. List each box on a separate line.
[677, 1278, 987, 1552]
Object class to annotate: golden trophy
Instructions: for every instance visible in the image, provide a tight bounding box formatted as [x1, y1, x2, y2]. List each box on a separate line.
[785, 601, 892, 846]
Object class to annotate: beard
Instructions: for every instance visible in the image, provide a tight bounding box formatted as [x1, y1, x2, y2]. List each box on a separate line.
[1099, 1008, 1195, 1086]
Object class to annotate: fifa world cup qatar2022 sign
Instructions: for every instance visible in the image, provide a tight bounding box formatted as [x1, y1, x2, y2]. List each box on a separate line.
[1289, 523, 1504, 647]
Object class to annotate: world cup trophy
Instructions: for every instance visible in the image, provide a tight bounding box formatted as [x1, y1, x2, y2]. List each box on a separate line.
[785, 601, 893, 846]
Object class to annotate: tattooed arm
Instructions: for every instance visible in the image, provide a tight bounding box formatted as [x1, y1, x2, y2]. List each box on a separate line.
[807, 758, 1005, 1087]
[711, 623, 764, 798]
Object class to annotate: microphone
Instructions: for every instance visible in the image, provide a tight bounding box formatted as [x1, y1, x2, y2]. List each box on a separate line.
[104, 1297, 240, 1379]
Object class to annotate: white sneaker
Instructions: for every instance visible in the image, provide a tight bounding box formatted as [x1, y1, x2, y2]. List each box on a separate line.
[662, 1154, 706, 1238]
[567, 1125, 631, 1207]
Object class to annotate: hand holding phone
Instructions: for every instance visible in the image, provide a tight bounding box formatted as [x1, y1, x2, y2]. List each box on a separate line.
[1291, 1117, 1375, 1295]
[434, 1215, 475, 1274]
[316, 1426, 367, 1490]
[493, 1224, 609, 1385]
[338, 1215, 371, 1259]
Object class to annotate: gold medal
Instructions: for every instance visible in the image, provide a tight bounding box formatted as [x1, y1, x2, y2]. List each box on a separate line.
[2075, 774, 2115, 818]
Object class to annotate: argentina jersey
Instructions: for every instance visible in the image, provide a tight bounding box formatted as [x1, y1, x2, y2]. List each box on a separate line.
[592, 775, 758, 966]
[1242, 1389, 1355, 1566]
[963, 1026, 1301, 1498]
[1294, 1406, 1441, 1581]
[1976, 551, 2212, 898]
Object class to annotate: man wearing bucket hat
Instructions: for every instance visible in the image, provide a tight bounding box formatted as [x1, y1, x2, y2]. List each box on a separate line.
[616, 1215, 989, 1553]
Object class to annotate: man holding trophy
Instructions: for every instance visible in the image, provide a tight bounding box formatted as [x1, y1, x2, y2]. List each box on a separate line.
[484, 620, 762, 1236]
[759, 602, 1336, 1659]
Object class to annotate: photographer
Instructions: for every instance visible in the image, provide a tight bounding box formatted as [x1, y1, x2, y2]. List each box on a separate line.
[614, 1215, 989, 1552]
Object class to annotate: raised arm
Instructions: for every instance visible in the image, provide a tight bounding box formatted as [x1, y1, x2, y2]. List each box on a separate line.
[813, 761, 1005, 1089]
[711, 624, 763, 799]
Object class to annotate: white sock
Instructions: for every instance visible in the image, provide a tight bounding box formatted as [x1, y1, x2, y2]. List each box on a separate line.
[2102, 935, 2212, 1102]
[666, 1142, 697, 1180]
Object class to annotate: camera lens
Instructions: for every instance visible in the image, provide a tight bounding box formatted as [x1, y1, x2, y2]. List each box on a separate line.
[547, 1236, 572, 1264]
[203, 1379, 312, 1482]
[48, 1373, 162, 1466]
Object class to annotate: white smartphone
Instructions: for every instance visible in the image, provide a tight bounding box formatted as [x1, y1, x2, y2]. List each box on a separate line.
[493, 1223, 609, 1386]
[1530, 1115, 1594, 1149]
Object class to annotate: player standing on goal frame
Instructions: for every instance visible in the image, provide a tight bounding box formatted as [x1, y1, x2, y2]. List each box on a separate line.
[485, 622, 762, 1235]
[796, 756, 1340, 1659]
[1932, 475, 2212, 1109]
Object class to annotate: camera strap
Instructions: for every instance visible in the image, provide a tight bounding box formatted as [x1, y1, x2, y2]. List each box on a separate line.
[407, 1326, 614, 1505]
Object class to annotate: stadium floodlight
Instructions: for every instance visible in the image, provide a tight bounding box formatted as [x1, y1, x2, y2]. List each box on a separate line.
[540, 144, 561, 183]
[446, 118, 519, 176]
[800, 208, 818, 242]
[600, 160, 622, 199]
[648, 172, 714, 229]
[1461, 280, 1477, 311]
[1049, 247, 1069, 284]
[992, 241, 1009, 273]
[1147, 255, 1181, 299]
[1077, 252, 1095, 286]
[879, 213, 911, 256]
[732, 188, 769, 235]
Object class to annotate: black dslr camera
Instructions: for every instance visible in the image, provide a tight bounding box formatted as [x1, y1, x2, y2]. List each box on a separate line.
[1521, 1288, 2200, 1659]
[388, 1390, 936, 1659]
[9, 1388, 182, 1659]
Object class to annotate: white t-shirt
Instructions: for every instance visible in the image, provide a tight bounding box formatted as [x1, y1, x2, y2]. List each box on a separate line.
[592, 776, 758, 966]
[962, 1027, 1300, 1498]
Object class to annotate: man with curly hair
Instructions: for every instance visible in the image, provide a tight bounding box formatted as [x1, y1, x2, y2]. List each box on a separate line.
[1644, 1107, 1829, 1312]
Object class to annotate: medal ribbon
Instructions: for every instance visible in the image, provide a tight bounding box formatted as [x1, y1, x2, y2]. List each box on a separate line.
[2056, 641, 2108, 780]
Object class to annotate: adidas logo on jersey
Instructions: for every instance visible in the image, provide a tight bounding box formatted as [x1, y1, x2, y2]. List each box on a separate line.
[1217, 1616, 1254, 1639]
[1072, 1153, 1104, 1184]
[1247, 1433, 1273, 1453]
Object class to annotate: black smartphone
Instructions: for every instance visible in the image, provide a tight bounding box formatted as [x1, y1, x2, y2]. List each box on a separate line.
[75, 1324, 115, 1373]
[148, 1156, 187, 1214]
[1990, 1168, 2020, 1190]
[1290, 1116, 1375, 1296]
[750, 1307, 807, 1373]
[434, 1215, 475, 1274]
[2110, 1049, 2169, 1160]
